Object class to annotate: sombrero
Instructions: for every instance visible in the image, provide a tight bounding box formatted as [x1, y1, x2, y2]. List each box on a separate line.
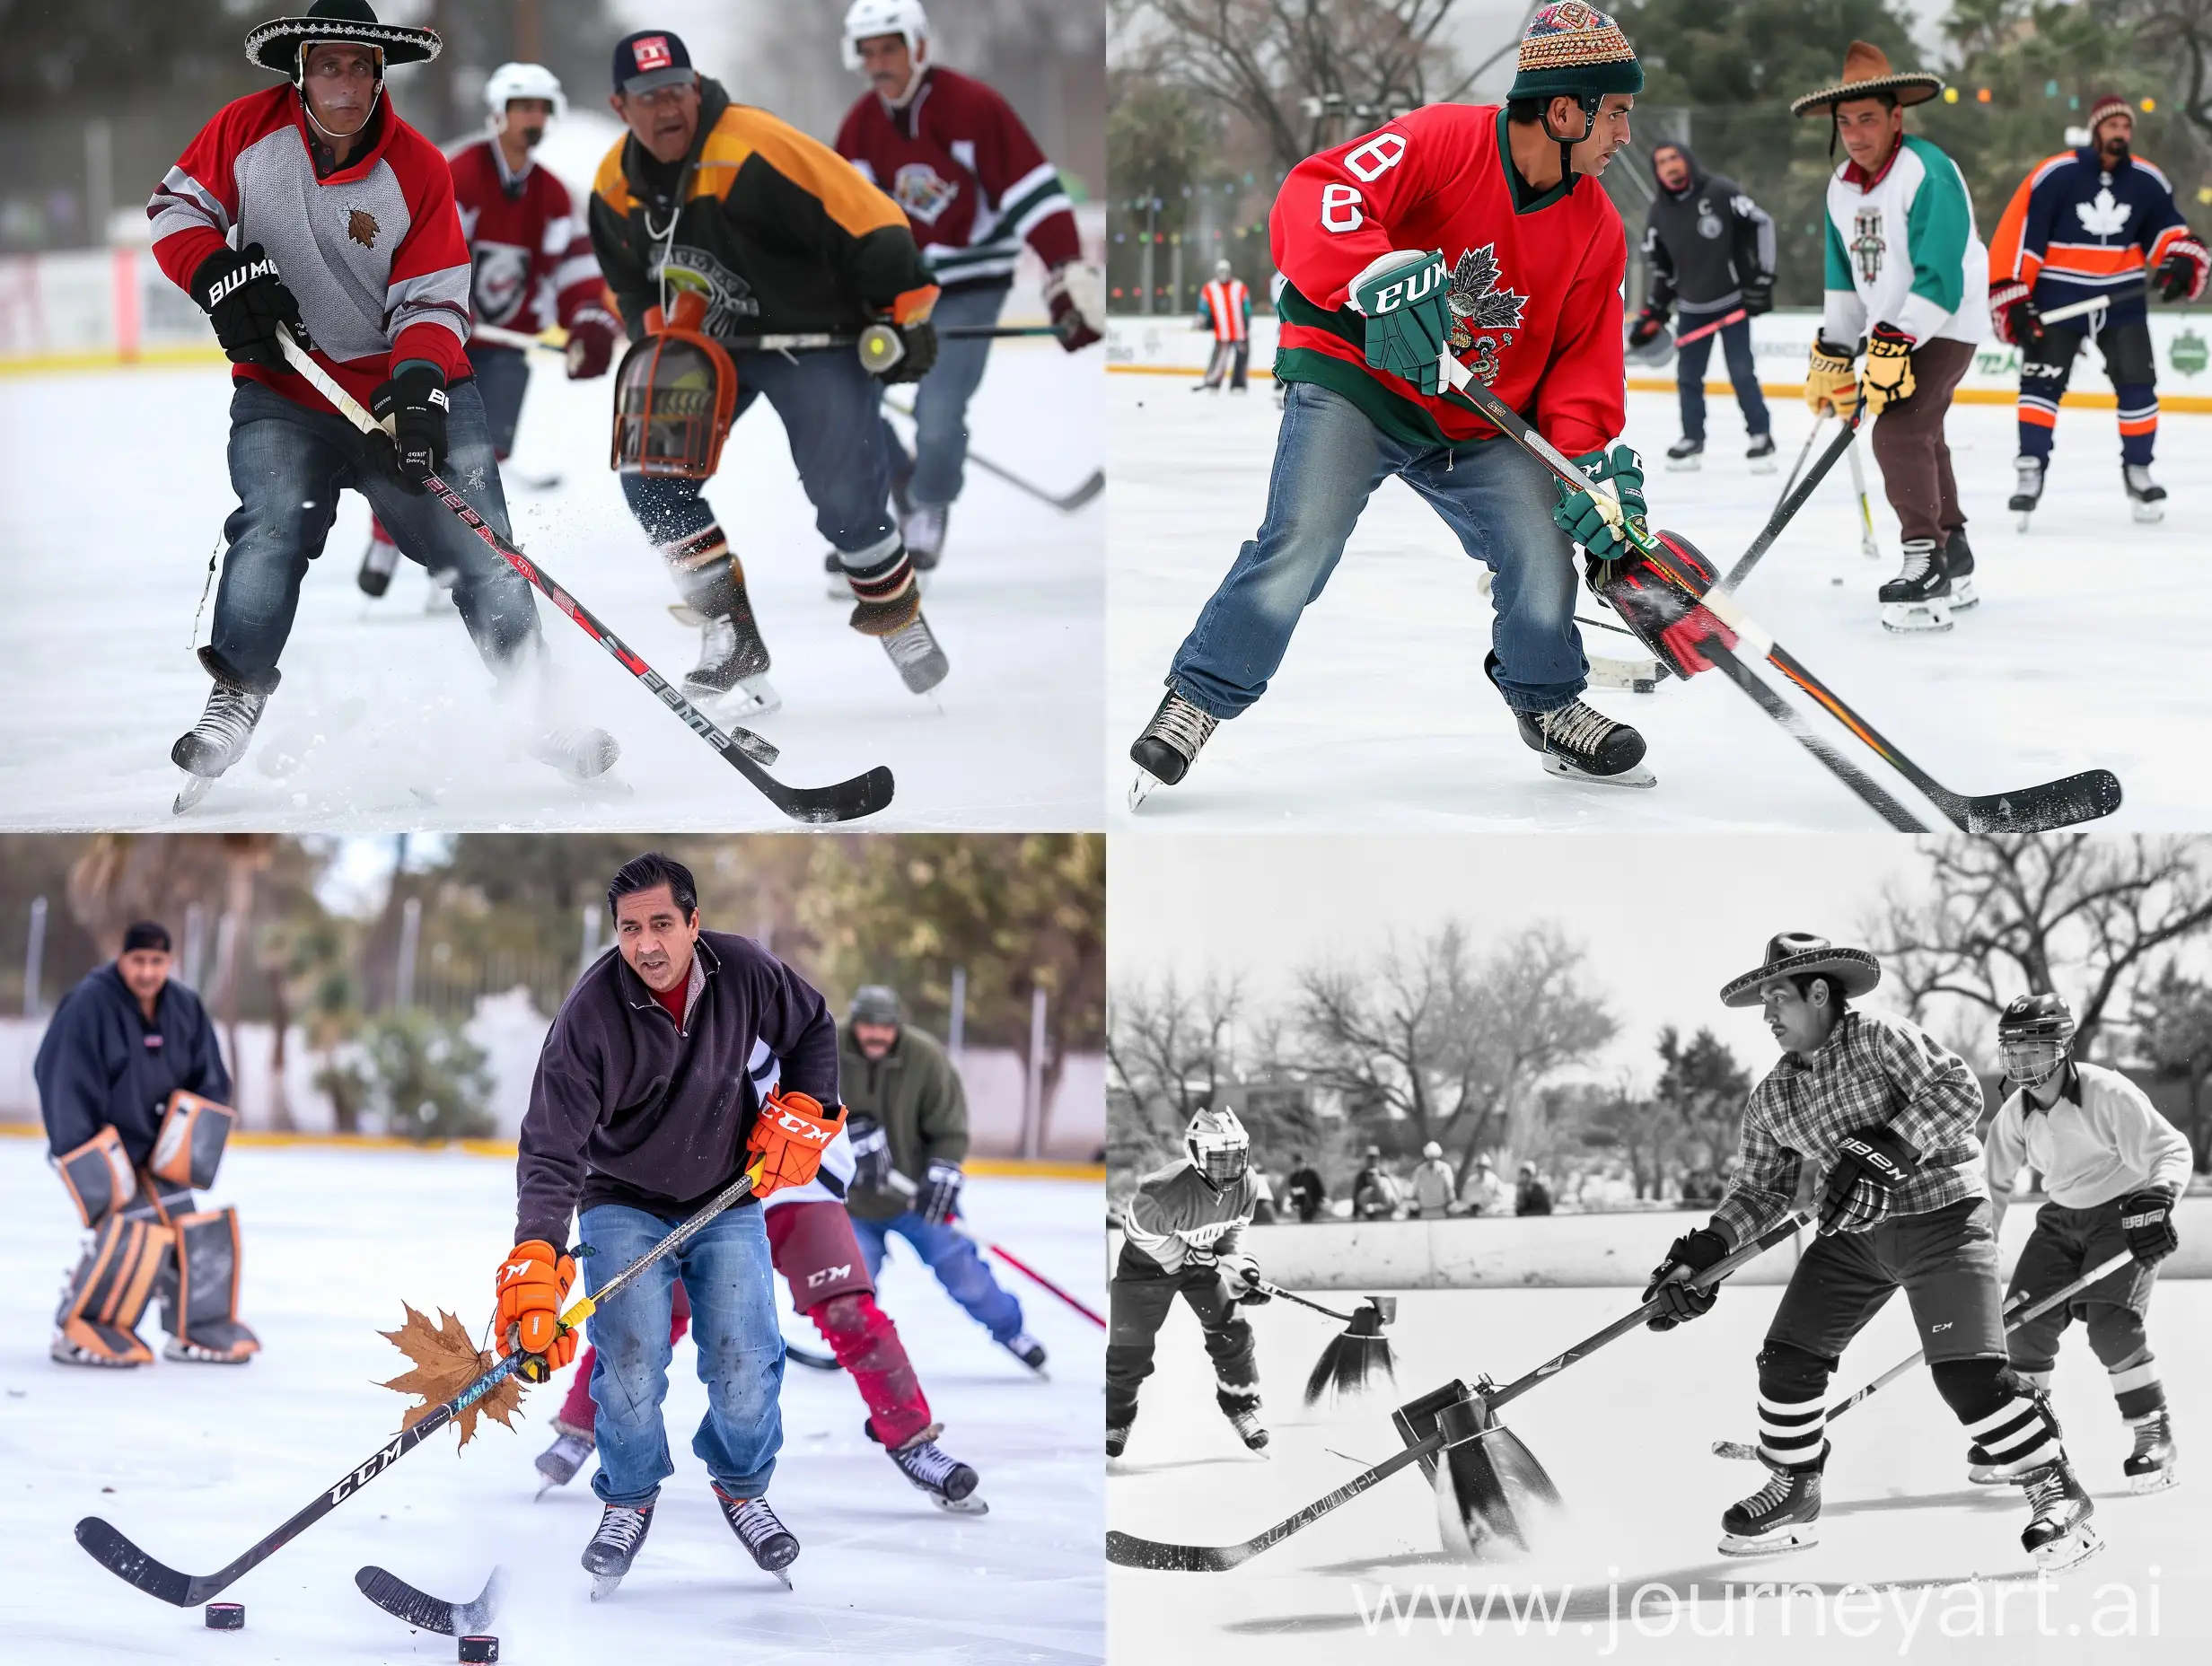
[246, 0, 440, 78]
[1790, 40, 1943, 118]
[1719, 933, 1882, 1008]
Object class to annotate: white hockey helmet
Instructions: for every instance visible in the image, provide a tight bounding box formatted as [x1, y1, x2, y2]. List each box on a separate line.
[1214, 258, 1233, 281]
[1186, 1105, 1250, 1188]
[1422, 1141, 1443, 1160]
[484, 61, 566, 133]
[842, 0, 930, 73]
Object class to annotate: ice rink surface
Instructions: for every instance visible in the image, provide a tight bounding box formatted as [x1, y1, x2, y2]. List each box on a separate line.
[0, 341, 1102, 831]
[0, 1142, 1103, 1663]
[1109, 1274, 2210, 1664]
[1109, 376, 2209, 831]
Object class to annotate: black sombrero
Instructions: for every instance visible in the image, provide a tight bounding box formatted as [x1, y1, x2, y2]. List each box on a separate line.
[1719, 933, 1882, 1008]
[1789, 40, 1943, 118]
[246, 0, 440, 77]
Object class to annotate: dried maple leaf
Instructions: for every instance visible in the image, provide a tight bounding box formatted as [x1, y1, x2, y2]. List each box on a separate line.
[377, 1302, 527, 1448]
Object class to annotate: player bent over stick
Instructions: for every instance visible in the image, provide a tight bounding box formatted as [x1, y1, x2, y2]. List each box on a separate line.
[1130, 5, 1663, 807]
[1108, 1108, 1268, 1459]
[497, 853, 847, 1598]
[151, 2, 616, 805]
[1979, 993, 2186, 1494]
[1645, 934, 2102, 1571]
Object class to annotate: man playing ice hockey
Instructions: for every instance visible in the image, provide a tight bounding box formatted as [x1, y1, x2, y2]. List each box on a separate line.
[1128, 6, 1657, 806]
[1108, 1106, 1266, 1458]
[836, 0, 1102, 577]
[1645, 934, 2102, 1571]
[1979, 993, 2188, 1494]
[1792, 42, 1988, 634]
[503, 853, 846, 1595]
[150, 2, 614, 796]
[357, 61, 619, 602]
[1988, 96, 2208, 527]
[840, 985, 1049, 1375]
[1194, 259, 1252, 392]
[591, 28, 950, 715]
[36, 921, 259, 1368]
[1631, 141, 1776, 471]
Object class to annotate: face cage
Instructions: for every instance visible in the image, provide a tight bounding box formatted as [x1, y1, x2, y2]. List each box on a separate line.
[611, 331, 736, 479]
[1999, 1037, 2070, 1088]
[1190, 1139, 1250, 1187]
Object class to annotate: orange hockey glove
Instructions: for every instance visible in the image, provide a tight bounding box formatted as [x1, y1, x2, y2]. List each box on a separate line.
[745, 1090, 848, 1197]
[495, 1239, 577, 1369]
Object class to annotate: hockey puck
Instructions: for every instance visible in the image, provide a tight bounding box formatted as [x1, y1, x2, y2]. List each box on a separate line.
[459, 1637, 499, 1663]
[205, 1602, 245, 1630]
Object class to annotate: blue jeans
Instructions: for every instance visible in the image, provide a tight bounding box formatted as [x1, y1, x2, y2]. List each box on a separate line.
[882, 282, 1007, 507]
[1169, 381, 1586, 717]
[621, 343, 900, 581]
[215, 378, 539, 684]
[464, 343, 531, 459]
[850, 1210, 1023, 1343]
[1675, 312, 1769, 443]
[578, 1201, 784, 1507]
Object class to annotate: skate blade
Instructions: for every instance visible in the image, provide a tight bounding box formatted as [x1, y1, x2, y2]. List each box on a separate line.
[1748, 459, 1778, 475]
[1129, 768, 1165, 811]
[172, 771, 215, 815]
[933, 1494, 990, 1515]
[2132, 504, 2164, 524]
[589, 1574, 623, 1601]
[1540, 754, 1657, 789]
[1880, 601, 1953, 634]
[534, 1479, 560, 1502]
[882, 626, 949, 695]
[687, 675, 782, 720]
[1588, 655, 1663, 693]
[1718, 1525, 1819, 1557]
[2031, 1521, 2104, 1573]
[1664, 458, 1702, 472]
[1949, 578, 1979, 609]
[2014, 512, 2033, 534]
[2128, 1467, 2179, 1495]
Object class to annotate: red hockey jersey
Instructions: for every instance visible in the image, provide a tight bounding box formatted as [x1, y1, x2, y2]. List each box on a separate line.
[148, 85, 471, 413]
[836, 65, 1079, 288]
[1272, 103, 1627, 457]
[445, 137, 603, 336]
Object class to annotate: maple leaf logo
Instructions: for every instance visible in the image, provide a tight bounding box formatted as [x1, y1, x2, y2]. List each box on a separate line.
[2077, 189, 2131, 238]
[1445, 243, 1528, 350]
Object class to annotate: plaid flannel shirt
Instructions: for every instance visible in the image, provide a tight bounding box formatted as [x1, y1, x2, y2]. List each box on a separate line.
[1713, 1010, 1988, 1247]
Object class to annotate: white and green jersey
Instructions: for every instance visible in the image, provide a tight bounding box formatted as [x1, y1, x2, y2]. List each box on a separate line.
[1821, 135, 1988, 347]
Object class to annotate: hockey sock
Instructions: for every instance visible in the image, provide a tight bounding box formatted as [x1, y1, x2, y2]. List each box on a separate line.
[1754, 1342, 1830, 1470]
[1937, 1359, 2062, 1471]
[2115, 384, 2158, 468]
[2085, 1305, 2164, 1419]
[813, 1293, 932, 1448]
[659, 524, 746, 615]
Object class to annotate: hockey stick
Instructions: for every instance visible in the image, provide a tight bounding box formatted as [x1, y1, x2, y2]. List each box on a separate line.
[1672, 307, 1749, 349]
[2037, 284, 2148, 329]
[1719, 409, 1865, 592]
[880, 394, 1105, 513]
[1699, 638, 1927, 830]
[1107, 1210, 1810, 1572]
[76, 1162, 766, 1607]
[786, 1338, 839, 1371]
[1775, 415, 1828, 505]
[884, 1171, 1106, 1327]
[356, 1565, 507, 1635]
[275, 332, 893, 824]
[1436, 357, 2122, 833]
[470, 322, 566, 355]
[1710, 1249, 2135, 1462]
[1844, 431, 1879, 562]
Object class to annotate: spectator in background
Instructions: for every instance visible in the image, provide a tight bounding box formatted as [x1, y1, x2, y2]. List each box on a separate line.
[1515, 1162, 1554, 1217]
[1285, 1152, 1327, 1223]
[1194, 258, 1251, 392]
[1410, 1141, 1456, 1218]
[1460, 1153, 1512, 1216]
[1353, 1145, 1401, 1221]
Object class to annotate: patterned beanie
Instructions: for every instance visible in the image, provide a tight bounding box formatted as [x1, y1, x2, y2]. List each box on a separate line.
[2088, 93, 2134, 135]
[1507, 2, 1645, 104]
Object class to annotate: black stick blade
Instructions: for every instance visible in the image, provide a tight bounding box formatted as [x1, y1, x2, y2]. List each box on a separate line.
[356, 1565, 507, 1635]
[1054, 469, 1106, 512]
[1957, 769, 2121, 833]
[738, 756, 896, 824]
[75, 1517, 203, 1607]
[1105, 1529, 1251, 1573]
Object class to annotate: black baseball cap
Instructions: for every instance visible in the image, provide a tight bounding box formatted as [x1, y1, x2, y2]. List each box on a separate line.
[610, 29, 695, 95]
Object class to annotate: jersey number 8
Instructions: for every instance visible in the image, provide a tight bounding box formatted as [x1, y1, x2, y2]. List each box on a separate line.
[1321, 133, 1408, 233]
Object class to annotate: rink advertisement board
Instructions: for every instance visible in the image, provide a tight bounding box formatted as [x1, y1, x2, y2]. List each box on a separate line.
[1110, 306, 2212, 411]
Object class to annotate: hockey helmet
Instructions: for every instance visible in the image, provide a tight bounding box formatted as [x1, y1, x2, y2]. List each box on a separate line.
[1997, 992, 2076, 1089]
[842, 0, 931, 74]
[611, 290, 737, 480]
[484, 61, 566, 131]
[1186, 1105, 1251, 1188]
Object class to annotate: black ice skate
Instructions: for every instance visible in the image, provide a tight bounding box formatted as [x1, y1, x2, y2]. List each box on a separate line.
[1516, 698, 1654, 788]
[2009, 454, 2044, 530]
[581, 1501, 653, 1601]
[1003, 1331, 1049, 1377]
[358, 527, 400, 598]
[2124, 1409, 2178, 1494]
[870, 1419, 987, 1514]
[713, 1486, 800, 1590]
[171, 648, 277, 813]
[1224, 1401, 1269, 1452]
[1718, 1451, 1823, 1556]
[681, 595, 779, 717]
[1746, 433, 1778, 474]
[1128, 689, 1219, 810]
[1665, 435, 1704, 471]
[2124, 463, 2166, 524]
[534, 1417, 595, 1499]
[1943, 526, 1979, 610]
[1107, 1423, 1130, 1459]
[1878, 538, 1953, 633]
[2019, 1458, 2102, 1571]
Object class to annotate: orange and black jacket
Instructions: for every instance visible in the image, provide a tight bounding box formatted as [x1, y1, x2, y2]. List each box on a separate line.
[587, 77, 937, 342]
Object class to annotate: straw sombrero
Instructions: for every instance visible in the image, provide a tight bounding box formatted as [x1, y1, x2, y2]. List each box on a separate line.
[1790, 40, 1943, 118]
[1718, 933, 1882, 1008]
[245, 0, 440, 79]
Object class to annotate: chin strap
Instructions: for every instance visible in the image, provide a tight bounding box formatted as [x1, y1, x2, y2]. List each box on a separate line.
[1541, 95, 1601, 189]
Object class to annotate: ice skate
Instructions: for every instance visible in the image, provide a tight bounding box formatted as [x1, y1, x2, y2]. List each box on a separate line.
[1746, 433, 1778, 473]
[903, 502, 949, 574]
[2124, 1409, 2178, 1494]
[1128, 689, 1218, 810]
[2125, 463, 2166, 523]
[530, 724, 621, 785]
[1878, 538, 1953, 633]
[871, 1420, 987, 1514]
[1664, 435, 1703, 471]
[1003, 1331, 1049, 1377]
[581, 1501, 653, 1600]
[1106, 1423, 1129, 1459]
[2009, 454, 2044, 531]
[423, 566, 458, 615]
[1719, 1453, 1822, 1556]
[534, 1417, 595, 1498]
[358, 523, 401, 598]
[171, 649, 276, 800]
[1942, 527, 1979, 609]
[1224, 1401, 1269, 1452]
[2019, 1458, 2102, 1571]
[713, 1486, 799, 1590]
[682, 604, 779, 718]
[1516, 697, 1654, 787]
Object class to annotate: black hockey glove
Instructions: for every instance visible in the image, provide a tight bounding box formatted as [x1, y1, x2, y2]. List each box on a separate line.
[917, 1157, 963, 1226]
[2118, 1188, 2179, 1265]
[1628, 305, 1669, 349]
[874, 320, 938, 385]
[191, 242, 305, 370]
[1643, 1226, 1729, 1330]
[1818, 1125, 1920, 1236]
[847, 1113, 893, 1190]
[369, 363, 451, 495]
[1741, 275, 1774, 317]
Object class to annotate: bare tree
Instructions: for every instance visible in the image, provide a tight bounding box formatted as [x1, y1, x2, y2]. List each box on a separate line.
[1869, 834, 2212, 1057]
[2130, 0, 2212, 144]
[1108, 967, 1245, 1111]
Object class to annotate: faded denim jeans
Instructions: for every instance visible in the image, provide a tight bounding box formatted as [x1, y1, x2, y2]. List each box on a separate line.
[880, 280, 1009, 508]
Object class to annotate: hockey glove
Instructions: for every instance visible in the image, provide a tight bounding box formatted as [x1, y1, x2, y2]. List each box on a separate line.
[1643, 1226, 1729, 1330]
[746, 1089, 847, 1197]
[1585, 528, 1735, 678]
[563, 305, 620, 380]
[1742, 274, 1775, 318]
[192, 242, 306, 371]
[1217, 1251, 1268, 1303]
[1628, 305, 1669, 349]
[1044, 260, 1104, 352]
[1804, 338, 1858, 417]
[873, 320, 938, 385]
[1347, 249, 1453, 396]
[847, 1112, 894, 1191]
[370, 363, 451, 494]
[495, 1239, 577, 1369]
[2118, 1188, 2180, 1265]
[1859, 323, 1917, 417]
[2157, 237, 2210, 303]
[1988, 280, 2043, 352]
[1817, 1125, 1920, 1236]
[1552, 443, 1646, 565]
[917, 1157, 964, 1226]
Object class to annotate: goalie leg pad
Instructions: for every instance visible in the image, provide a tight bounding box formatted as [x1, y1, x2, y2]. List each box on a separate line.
[163, 1207, 259, 1363]
[55, 1126, 136, 1227]
[55, 1215, 172, 1366]
[151, 1090, 235, 1189]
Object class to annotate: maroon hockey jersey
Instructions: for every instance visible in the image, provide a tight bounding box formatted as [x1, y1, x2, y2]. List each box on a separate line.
[445, 136, 603, 336]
